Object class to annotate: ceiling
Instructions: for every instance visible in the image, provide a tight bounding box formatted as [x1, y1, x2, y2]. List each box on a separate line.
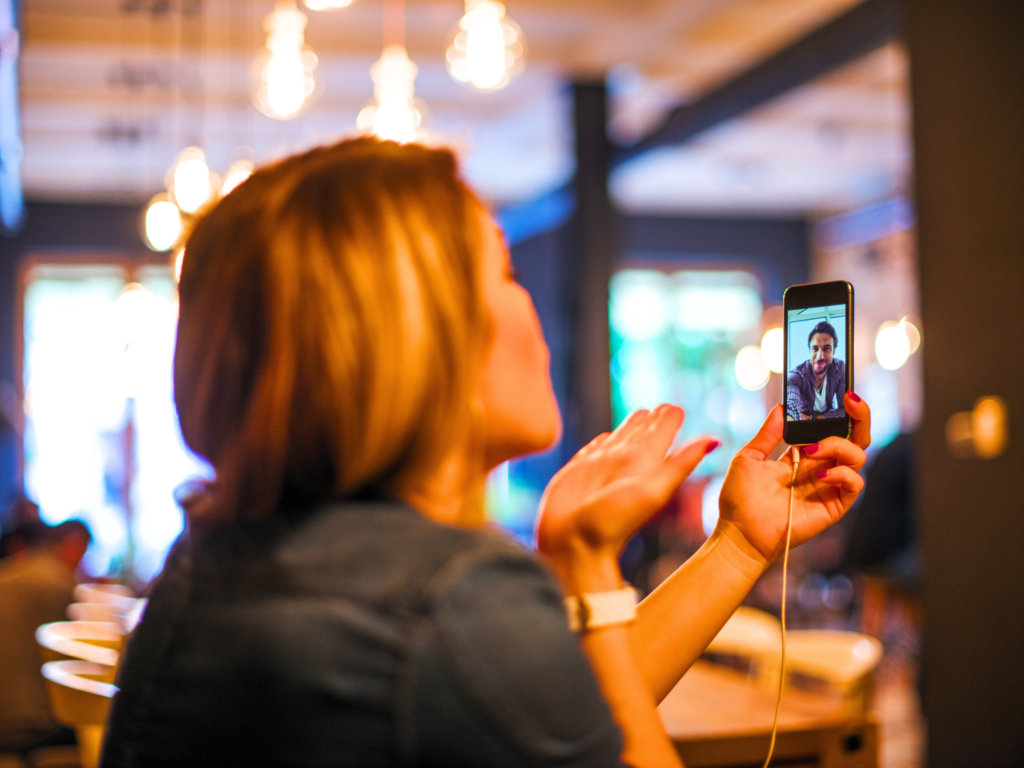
[17, 0, 910, 215]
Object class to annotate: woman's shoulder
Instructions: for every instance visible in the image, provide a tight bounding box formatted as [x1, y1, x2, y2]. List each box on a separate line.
[788, 359, 811, 380]
[179, 499, 543, 612]
[285, 500, 534, 580]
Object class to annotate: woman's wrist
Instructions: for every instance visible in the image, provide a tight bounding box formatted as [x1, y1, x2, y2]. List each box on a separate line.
[709, 519, 771, 582]
[540, 542, 624, 596]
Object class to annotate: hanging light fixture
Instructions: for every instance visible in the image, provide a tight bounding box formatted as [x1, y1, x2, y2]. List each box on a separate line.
[254, 0, 318, 120]
[356, 0, 427, 144]
[445, 0, 524, 91]
[356, 45, 423, 144]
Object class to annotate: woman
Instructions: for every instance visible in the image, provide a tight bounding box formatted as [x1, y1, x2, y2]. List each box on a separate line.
[101, 138, 870, 768]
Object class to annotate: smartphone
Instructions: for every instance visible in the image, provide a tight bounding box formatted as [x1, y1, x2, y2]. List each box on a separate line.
[782, 280, 854, 445]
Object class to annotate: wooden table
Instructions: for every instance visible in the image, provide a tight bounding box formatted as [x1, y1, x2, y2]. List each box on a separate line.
[658, 661, 878, 768]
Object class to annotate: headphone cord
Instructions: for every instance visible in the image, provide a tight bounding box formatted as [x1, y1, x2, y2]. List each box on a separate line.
[762, 445, 800, 768]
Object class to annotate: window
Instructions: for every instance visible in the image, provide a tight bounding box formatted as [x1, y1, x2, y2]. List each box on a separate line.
[21, 259, 208, 581]
[609, 269, 770, 534]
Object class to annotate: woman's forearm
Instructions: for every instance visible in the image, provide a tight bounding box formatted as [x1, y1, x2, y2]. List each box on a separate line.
[581, 626, 683, 768]
[549, 552, 683, 768]
[632, 521, 768, 703]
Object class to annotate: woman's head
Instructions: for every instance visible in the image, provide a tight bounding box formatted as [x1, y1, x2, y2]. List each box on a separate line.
[175, 138, 559, 529]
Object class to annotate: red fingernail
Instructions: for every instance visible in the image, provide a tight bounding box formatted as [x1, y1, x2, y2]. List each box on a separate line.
[848, 391, 861, 403]
[804, 443, 820, 455]
[816, 470, 828, 478]
[705, 440, 721, 455]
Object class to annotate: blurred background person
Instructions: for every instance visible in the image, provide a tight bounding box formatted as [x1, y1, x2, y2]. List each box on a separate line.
[0, 498, 43, 560]
[0, 519, 91, 753]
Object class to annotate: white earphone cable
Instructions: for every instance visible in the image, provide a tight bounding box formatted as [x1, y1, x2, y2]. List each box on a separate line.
[761, 445, 800, 768]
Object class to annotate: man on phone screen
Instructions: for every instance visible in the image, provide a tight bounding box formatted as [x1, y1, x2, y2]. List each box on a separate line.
[786, 321, 846, 420]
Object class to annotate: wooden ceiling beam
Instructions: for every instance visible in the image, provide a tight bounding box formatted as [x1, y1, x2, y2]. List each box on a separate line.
[616, 0, 902, 164]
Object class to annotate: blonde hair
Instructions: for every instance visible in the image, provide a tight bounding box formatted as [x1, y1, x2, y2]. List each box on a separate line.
[174, 138, 487, 530]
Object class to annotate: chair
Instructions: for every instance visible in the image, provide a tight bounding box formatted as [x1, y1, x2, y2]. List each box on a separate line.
[72, 585, 135, 615]
[40, 661, 116, 768]
[35, 622, 123, 682]
[66, 599, 147, 635]
[66, 603, 122, 625]
[703, 606, 782, 686]
[783, 630, 884, 715]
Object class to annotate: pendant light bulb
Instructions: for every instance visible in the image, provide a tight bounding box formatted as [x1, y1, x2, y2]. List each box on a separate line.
[446, 0, 525, 91]
[357, 45, 423, 144]
[254, 1, 318, 120]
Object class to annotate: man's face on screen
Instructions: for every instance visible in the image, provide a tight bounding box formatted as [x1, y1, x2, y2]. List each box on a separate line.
[809, 332, 835, 375]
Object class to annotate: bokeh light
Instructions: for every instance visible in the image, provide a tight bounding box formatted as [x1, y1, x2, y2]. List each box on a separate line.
[143, 196, 182, 252]
[357, 45, 423, 144]
[446, 0, 525, 91]
[900, 316, 922, 354]
[171, 148, 213, 214]
[254, 2, 317, 120]
[876, 322, 910, 370]
[735, 345, 771, 390]
[760, 327, 784, 373]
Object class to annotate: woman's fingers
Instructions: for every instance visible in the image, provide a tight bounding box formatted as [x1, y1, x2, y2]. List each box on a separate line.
[738, 404, 784, 461]
[605, 408, 652, 448]
[639, 405, 685, 454]
[803, 435, 867, 472]
[576, 431, 612, 458]
[640, 435, 719, 508]
[604, 404, 686, 460]
[812, 464, 865, 505]
[845, 392, 871, 450]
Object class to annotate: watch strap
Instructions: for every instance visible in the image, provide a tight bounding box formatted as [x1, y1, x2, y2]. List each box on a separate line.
[564, 586, 638, 632]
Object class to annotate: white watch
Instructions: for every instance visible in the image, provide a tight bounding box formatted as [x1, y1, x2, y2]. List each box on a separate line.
[564, 586, 638, 632]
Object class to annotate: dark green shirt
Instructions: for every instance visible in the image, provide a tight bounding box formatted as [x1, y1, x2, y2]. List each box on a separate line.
[101, 501, 625, 768]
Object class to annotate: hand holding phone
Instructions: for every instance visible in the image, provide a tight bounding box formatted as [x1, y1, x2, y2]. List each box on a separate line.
[782, 281, 854, 445]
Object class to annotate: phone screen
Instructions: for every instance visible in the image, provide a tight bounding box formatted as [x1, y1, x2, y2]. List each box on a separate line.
[785, 303, 848, 422]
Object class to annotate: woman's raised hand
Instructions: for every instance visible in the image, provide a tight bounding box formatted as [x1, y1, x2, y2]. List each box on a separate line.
[536, 404, 718, 589]
[716, 392, 871, 571]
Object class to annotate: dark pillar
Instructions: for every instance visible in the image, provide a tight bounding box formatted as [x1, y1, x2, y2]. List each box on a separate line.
[907, 2, 1024, 765]
[565, 81, 613, 455]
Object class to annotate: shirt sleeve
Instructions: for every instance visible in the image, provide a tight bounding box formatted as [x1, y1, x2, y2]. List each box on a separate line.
[786, 370, 805, 419]
[824, 360, 847, 419]
[400, 548, 627, 768]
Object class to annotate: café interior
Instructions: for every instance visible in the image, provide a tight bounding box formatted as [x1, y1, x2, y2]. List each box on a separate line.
[0, 0, 1020, 767]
